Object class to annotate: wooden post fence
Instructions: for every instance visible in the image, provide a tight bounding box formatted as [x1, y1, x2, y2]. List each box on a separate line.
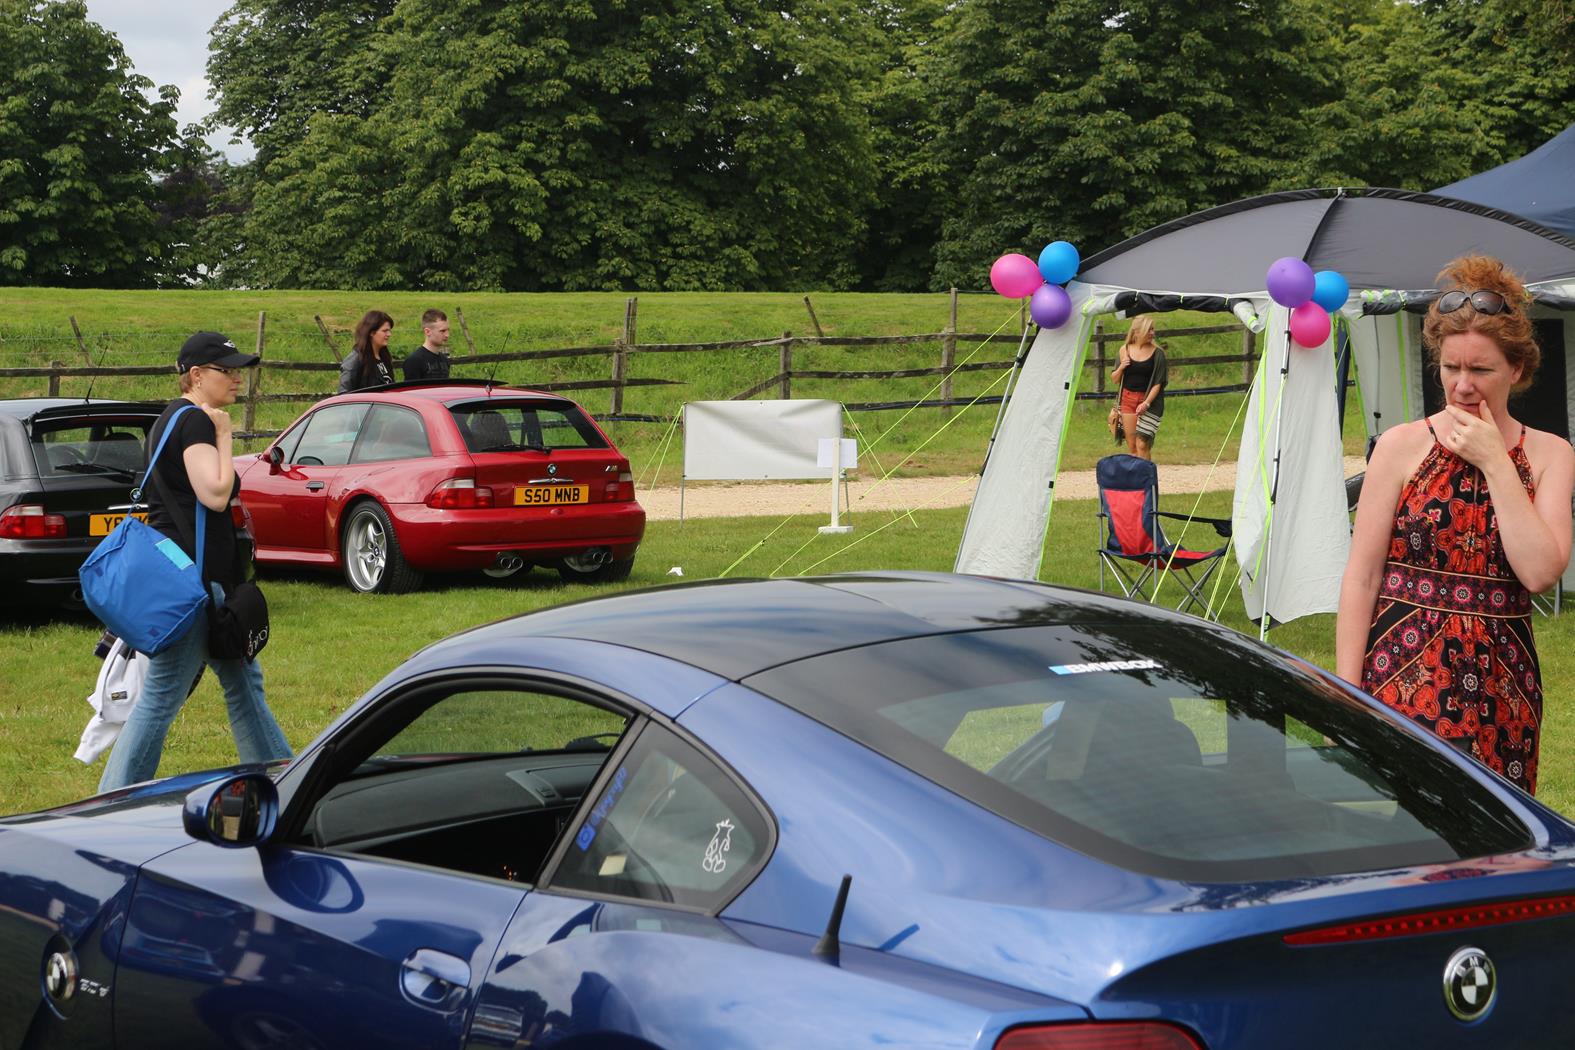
[48, 361, 62, 397]
[314, 315, 342, 362]
[1242, 327, 1257, 384]
[779, 332, 793, 399]
[68, 316, 91, 365]
[941, 287, 957, 414]
[245, 311, 265, 434]
[612, 297, 636, 415]
[1093, 321, 1106, 394]
[803, 295, 825, 339]
[455, 306, 477, 355]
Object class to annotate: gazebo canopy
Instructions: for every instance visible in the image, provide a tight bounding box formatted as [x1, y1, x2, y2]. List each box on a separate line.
[1434, 125, 1575, 241]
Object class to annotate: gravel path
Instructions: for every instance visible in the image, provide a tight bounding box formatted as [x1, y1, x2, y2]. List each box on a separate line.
[641, 457, 1366, 521]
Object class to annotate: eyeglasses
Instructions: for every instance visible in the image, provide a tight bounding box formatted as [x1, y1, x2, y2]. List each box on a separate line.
[201, 365, 244, 378]
[1437, 289, 1513, 316]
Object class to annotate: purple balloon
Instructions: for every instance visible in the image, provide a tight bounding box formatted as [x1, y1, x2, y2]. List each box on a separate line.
[990, 253, 1044, 299]
[1266, 256, 1315, 308]
[1030, 283, 1073, 329]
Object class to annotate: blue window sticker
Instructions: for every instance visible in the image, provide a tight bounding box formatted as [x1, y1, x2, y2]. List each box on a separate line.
[156, 537, 194, 570]
[574, 766, 629, 850]
[575, 825, 597, 851]
[1048, 658, 1160, 676]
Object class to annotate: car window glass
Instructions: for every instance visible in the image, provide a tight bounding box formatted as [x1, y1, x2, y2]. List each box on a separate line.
[306, 685, 632, 886]
[743, 624, 1531, 883]
[29, 417, 154, 478]
[352, 405, 430, 463]
[552, 724, 768, 910]
[450, 401, 607, 453]
[291, 404, 369, 467]
[272, 414, 311, 464]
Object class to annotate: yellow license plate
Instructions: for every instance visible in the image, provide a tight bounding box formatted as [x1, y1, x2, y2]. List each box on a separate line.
[515, 485, 588, 506]
[91, 512, 147, 536]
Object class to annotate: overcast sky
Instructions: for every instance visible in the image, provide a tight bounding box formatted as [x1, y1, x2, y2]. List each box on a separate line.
[84, 0, 255, 162]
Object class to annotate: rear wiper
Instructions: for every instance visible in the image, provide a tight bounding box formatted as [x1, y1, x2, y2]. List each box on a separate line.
[54, 463, 135, 479]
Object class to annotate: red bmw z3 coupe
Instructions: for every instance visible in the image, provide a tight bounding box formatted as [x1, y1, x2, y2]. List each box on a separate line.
[236, 381, 645, 593]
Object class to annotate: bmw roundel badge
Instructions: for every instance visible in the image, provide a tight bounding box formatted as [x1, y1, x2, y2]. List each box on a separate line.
[1442, 946, 1495, 1021]
[44, 951, 78, 1002]
[547, 463, 558, 476]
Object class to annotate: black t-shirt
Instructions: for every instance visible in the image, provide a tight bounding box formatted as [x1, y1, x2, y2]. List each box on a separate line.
[1120, 346, 1169, 416]
[403, 346, 451, 382]
[145, 399, 243, 588]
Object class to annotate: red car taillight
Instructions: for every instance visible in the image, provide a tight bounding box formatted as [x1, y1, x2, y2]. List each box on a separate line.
[0, 504, 68, 539]
[426, 478, 495, 509]
[604, 471, 635, 501]
[996, 1022, 1205, 1049]
[229, 500, 249, 529]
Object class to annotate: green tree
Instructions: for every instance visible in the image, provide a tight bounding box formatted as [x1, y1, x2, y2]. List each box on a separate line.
[0, 0, 179, 286]
[219, 0, 882, 291]
[929, 0, 1339, 290]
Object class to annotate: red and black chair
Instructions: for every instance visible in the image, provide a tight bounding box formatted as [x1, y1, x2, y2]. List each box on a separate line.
[1095, 454, 1232, 619]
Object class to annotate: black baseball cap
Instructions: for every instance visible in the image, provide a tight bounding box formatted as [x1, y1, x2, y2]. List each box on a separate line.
[178, 331, 259, 374]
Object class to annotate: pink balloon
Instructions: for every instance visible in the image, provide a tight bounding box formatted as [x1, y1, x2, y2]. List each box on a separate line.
[990, 253, 1043, 299]
[1289, 302, 1331, 348]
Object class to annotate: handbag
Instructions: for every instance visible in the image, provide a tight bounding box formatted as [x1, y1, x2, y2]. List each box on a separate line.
[79, 405, 209, 656]
[208, 578, 269, 661]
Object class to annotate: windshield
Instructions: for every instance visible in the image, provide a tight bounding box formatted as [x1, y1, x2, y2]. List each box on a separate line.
[29, 416, 154, 479]
[743, 623, 1530, 882]
[449, 400, 607, 453]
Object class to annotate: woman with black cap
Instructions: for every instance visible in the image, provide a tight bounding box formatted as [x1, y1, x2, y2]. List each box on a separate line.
[97, 332, 293, 791]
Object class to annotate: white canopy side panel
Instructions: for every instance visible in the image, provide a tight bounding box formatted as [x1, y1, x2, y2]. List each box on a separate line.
[956, 291, 1092, 578]
[1345, 311, 1413, 441]
[1233, 307, 1353, 624]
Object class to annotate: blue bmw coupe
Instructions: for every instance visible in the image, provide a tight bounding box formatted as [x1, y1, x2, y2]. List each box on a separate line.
[5, 572, 1575, 1048]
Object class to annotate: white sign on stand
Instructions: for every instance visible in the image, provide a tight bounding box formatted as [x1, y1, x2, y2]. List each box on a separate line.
[817, 437, 857, 535]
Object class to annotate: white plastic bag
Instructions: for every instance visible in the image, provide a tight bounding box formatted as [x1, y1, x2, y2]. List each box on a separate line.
[75, 637, 148, 764]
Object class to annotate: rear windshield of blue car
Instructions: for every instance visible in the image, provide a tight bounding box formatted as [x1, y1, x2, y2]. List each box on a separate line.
[29, 416, 154, 479]
[743, 623, 1531, 882]
[449, 400, 607, 453]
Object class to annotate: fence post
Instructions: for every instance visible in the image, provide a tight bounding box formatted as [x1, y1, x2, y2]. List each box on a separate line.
[780, 332, 793, 399]
[48, 361, 62, 397]
[68, 316, 91, 365]
[315, 316, 343, 363]
[612, 297, 635, 415]
[803, 295, 825, 339]
[245, 311, 265, 436]
[455, 306, 478, 355]
[941, 287, 957, 415]
[1093, 321, 1106, 394]
[1242, 327, 1256, 385]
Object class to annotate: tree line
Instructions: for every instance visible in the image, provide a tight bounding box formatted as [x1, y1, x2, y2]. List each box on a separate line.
[3, 0, 1573, 293]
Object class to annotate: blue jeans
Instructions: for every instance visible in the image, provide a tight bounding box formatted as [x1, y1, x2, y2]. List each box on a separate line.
[98, 584, 292, 792]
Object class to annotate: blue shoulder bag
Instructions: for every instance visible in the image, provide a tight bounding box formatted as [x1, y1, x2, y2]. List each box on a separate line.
[79, 405, 208, 656]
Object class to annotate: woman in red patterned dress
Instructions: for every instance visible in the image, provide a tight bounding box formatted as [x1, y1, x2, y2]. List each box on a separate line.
[1337, 256, 1574, 794]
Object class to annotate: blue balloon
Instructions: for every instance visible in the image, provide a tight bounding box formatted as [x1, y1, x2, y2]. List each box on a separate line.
[1311, 270, 1350, 313]
[1037, 240, 1080, 285]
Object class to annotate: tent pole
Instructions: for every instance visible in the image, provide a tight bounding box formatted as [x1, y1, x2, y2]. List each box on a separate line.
[1259, 319, 1295, 641]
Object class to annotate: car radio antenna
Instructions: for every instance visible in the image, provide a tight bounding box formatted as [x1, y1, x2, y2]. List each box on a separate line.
[812, 874, 852, 963]
[484, 332, 512, 397]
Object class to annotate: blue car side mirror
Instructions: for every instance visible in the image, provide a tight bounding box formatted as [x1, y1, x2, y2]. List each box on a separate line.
[182, 773, 279, 848]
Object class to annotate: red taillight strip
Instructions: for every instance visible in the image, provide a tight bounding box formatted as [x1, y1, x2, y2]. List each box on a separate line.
[1284, 894, 1575, 946]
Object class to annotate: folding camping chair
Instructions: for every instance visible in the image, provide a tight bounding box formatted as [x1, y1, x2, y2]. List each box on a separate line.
[1095, 454, 1232, 620]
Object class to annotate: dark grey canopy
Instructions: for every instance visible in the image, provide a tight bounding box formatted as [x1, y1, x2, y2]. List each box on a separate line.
[1434, 125, 1575, 241]
[1078, 188, 1575, 298]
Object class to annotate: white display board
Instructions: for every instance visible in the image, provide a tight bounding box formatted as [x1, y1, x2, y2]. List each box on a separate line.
[683, 399, 843, 480]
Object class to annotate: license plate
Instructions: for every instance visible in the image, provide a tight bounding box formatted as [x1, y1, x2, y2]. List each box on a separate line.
[91, 512, 147, 536]
[515, 485, 589, 506]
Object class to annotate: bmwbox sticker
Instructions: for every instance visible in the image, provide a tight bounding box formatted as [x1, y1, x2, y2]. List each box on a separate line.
[1048, 659, 1160, 676]
[575, 765, 629, 850]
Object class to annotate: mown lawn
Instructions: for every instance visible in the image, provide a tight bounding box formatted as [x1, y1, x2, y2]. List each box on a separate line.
[0, 288, 1370, 485]
[5, 492, 1574, 821]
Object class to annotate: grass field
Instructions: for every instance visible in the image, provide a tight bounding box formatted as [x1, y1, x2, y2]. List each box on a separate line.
[0, 287, 1370, 485]
[4, 490, 1574, 820]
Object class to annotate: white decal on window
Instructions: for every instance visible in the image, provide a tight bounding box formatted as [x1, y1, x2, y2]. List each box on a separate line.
[1047, 659, 1160, 676]
[702, 818, 735, 874]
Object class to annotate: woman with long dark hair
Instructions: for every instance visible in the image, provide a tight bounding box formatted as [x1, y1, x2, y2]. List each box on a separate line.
[338, 310, 395, 392]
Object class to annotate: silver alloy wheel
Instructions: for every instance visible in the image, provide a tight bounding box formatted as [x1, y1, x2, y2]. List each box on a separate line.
[346, 513, 387, 591]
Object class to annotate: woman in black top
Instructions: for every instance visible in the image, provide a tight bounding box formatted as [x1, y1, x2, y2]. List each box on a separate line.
[1108, 316, 1169, 461]
[97, 332, 293, 791]
[338, 309, 396, 392]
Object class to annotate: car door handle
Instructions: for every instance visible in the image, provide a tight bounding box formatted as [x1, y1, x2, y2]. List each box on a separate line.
[400, 948, 470, 1012]
[305, 481, 325, 491]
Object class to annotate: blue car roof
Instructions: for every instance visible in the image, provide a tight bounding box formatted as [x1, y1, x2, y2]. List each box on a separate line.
[427, 571, 1195, 680]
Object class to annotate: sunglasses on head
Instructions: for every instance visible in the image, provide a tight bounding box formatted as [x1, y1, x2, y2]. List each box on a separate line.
[1436, 289, 1513, 316]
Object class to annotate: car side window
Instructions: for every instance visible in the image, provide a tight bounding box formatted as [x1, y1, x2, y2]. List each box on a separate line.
[352, 405, 430, 463]
[291, 404, 369, 467]
[304, 684, 633, 886]
[550, 724, 770, 911]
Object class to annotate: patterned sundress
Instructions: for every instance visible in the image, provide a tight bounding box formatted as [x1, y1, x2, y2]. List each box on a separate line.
[1361, 420, 1542, 794]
